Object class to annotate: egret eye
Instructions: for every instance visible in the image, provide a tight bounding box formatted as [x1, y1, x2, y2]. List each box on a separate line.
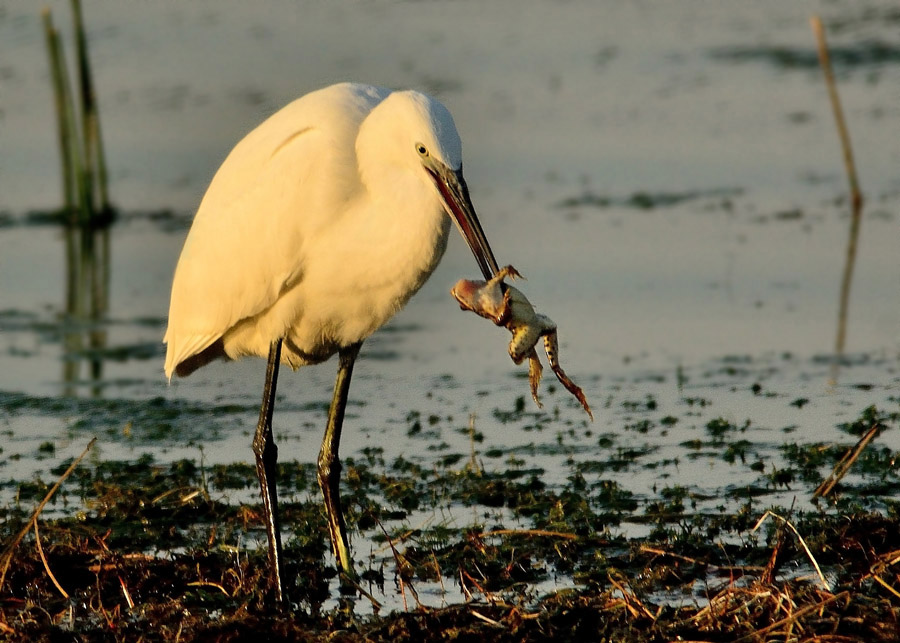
[415, 143, 429, 157]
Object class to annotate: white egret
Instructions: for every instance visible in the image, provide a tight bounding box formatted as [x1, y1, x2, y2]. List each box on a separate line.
[164, 82, 498, 604]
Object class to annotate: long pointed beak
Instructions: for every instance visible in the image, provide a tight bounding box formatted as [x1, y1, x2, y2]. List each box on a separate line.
[428, 163, 499, 280]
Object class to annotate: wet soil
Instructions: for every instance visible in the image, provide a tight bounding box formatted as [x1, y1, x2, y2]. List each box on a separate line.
[2, 397, 900, 642]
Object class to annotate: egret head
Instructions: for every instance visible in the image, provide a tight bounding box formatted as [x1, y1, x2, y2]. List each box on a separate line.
[406, 91, 463, 170]
[364, 90, 498, 280]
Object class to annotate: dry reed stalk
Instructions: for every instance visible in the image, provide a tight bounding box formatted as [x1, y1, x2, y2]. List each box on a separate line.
[71, 0, 111, 215]
[732, 590, 848, 643]
[871, 575, 900, 601]
[468, 609, 505, 628]
[810, 16, 865, 366]
[639, 545, 703, 566]
[118, 574, 135, 609]
[865, 547, 900, 600]
[43, 3, 112, 222]
[42, 9, 79, 214]
[607, 572, 654, 620]
[187, 581, 230, 596]
[0, 437, 97, 590]
[33, 521, 68, 599]
[478, 528, 577, 540]
[760, 515, 787, 586]
[753, 511, 830, 591]
[813, 423, 880, 498]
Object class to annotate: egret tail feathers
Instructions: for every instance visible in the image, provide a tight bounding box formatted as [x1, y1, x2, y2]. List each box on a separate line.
[164, 332, 223, 380]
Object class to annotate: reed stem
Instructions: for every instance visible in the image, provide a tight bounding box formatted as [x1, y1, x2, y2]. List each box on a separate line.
[44, 3, 112, 224]
[42, 10, 75, 214]
[810, 16, 864, 364]
[72, 0, 110, 215]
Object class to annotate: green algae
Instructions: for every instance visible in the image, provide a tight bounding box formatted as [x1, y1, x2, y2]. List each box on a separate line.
[4, 448, 900, 641]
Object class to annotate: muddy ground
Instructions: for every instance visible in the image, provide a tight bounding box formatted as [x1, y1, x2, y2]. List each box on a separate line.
[2, 400, 900, 642]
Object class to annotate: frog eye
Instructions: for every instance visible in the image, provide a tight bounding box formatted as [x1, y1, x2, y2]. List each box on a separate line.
[415, 143, 429, 157]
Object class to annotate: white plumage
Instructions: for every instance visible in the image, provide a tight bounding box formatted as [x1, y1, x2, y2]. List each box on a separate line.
[165, 82, 484, 378]
[162, 83, 498, 596]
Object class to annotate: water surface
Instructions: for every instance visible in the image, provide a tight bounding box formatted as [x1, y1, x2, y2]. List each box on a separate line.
[0, 0, 898, 610]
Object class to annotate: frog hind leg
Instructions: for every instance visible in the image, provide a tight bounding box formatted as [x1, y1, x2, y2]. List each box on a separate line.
[507, 311, 541, 363]
[527, 348, 544, 408]
[509, 329, 544, 409]
[543, 330, 593, 420]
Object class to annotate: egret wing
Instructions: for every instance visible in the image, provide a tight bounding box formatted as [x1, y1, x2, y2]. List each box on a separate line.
[164, 84, 389, 377]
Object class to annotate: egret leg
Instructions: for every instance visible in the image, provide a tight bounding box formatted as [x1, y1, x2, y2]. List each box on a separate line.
[252, 339, 286, 605]
[317, 341, 362, 575]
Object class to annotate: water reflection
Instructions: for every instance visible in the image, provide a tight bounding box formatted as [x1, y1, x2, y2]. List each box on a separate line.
[62, 222, 110, 397]
[36, 1, 117, 396]
[829, 199, 864, 387]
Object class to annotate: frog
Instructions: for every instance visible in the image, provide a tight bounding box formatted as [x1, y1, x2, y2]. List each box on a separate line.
[450, 265, 592, 419]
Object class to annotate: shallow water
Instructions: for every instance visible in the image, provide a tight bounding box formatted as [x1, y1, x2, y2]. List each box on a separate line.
[1, 0, 898, 613]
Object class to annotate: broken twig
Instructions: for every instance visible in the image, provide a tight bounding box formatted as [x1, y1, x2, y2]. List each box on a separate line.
[0, 438, 97, 590]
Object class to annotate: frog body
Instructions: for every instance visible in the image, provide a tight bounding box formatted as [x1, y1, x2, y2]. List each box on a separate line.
[451, 266, 592, 419]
